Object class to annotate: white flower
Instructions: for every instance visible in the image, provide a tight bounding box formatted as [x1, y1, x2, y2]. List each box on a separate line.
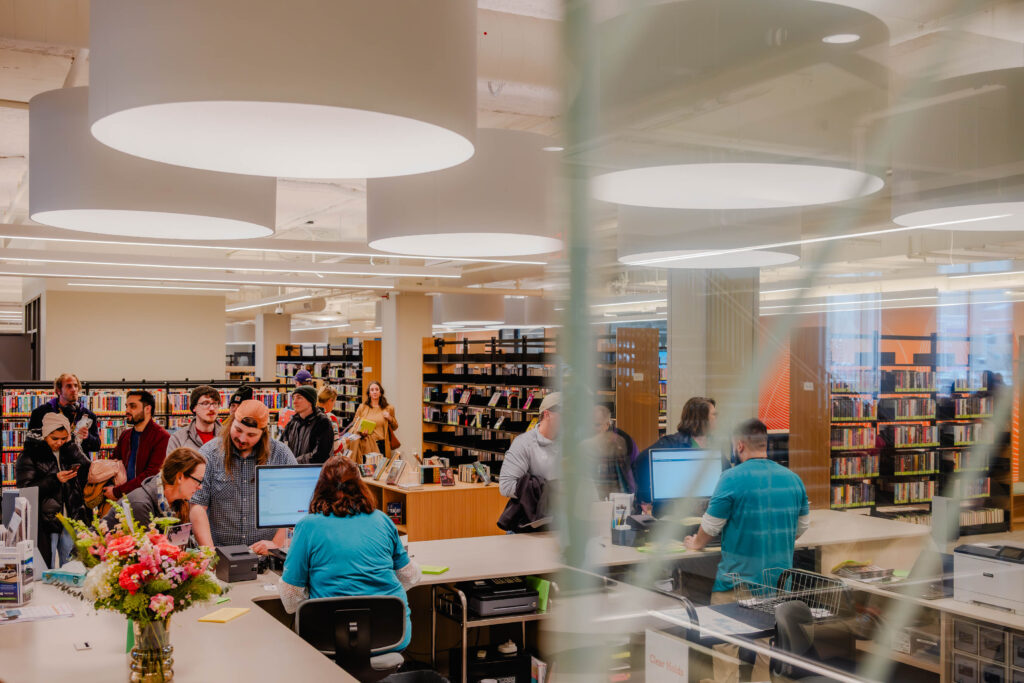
[83, 562, 113, 601]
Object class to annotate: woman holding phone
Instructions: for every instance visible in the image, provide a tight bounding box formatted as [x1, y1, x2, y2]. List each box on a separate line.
[15, 412, 91, 568]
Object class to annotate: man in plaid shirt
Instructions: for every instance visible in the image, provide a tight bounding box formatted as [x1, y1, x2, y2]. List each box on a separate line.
[190, 399, 296, 555]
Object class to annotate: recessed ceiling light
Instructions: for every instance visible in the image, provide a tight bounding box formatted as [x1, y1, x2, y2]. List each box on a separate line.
[89, 0, 476, 179]
[822, 33, 860, 44]
[594, 163, 883, 210]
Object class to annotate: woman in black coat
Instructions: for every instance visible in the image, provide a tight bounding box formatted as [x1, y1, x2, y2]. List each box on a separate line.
[15, 413, 91, 569]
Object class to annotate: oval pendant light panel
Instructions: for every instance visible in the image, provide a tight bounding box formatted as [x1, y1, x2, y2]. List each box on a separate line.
[88, 0, 477, 179]
[367, 129, 561, 257]
[30, 87, 275, 240]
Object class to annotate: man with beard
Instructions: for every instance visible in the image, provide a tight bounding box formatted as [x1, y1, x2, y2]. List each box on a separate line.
[191, 399, 296, 555]
[29, 373, 101, 455]
[104, 389, 170, 500]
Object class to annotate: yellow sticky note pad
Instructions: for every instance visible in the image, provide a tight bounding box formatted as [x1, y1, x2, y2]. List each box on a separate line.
[198, 607, 250, 623]
[421, 565, 449, 575]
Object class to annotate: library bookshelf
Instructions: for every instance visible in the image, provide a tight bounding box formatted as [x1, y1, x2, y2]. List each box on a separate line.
[276, 340, 381, 426]
[1, 380, 288, 487]
[790, 328, 1012, 535]
[421, 336, 554, 477]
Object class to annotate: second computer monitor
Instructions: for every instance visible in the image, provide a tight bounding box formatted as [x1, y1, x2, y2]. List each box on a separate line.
[255, 464, 323, 529]
[650, 449, 723, 502]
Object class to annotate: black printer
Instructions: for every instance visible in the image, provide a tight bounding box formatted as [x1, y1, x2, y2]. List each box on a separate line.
[456, 577, 539, 617]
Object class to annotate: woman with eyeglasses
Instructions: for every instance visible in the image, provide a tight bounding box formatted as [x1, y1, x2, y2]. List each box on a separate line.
[104, 447, 206, 529]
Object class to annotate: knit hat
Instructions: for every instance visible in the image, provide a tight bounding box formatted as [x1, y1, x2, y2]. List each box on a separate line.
[88, 459, 127, 486]
[41, 412, 72, 438]
[235, 399, 270, 429]
[228, 385, 254, 407]
[189, 385, 219, 411]
[294, 369, 313, 385]
[294, 385, 318, 407]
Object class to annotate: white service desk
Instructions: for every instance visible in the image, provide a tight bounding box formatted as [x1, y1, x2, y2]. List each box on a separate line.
[1, 575, 357, 683]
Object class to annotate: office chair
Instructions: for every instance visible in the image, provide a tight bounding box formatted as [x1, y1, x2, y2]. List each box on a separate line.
[770, 600, 856, 683]
[294, 595, 407, 682]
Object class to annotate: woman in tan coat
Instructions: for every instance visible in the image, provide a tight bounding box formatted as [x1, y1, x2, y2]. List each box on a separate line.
[346, 381, 398, 462]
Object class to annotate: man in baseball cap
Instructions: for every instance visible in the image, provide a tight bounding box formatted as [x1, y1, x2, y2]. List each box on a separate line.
[498, 391, 561, 502]
[293, 369, 313, 386]
[190, 399, 296, 555]
[226, 385, 254, 418]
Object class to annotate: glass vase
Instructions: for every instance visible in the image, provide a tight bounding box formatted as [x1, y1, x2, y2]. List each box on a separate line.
[129, 618, 174, 682]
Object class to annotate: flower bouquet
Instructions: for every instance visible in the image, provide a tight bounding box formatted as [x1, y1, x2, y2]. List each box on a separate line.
[59, 509, 221, 682]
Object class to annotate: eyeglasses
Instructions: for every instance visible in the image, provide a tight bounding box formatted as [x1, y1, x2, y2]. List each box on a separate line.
[195, 400, 219, 408]
[188, 474, 204, 486]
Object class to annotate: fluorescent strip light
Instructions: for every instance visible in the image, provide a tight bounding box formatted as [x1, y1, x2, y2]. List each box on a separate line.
[225, 341, 255, 346]
[290, 323, 350, 331]
[761, 295, 936, 311]
[761, 287, 807, 295]
[592, 298, 667, 308]
[226, 294, 317, 312]
[592, 316, 666, 324]
[67, 281, 239, 292]
[0, 233, 546, 265]
[0, 253, 455, 279]
[626, 214, 1014, 267]
[0, 268, 390, 290]
[950, 269, 1024, 280]
[762, 297, 1024, 316]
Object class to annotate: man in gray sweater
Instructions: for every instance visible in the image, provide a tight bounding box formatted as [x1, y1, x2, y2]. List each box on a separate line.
[499, 392, 561, 498]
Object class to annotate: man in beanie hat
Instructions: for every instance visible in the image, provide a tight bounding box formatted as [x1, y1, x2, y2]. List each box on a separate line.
[167, 385, 223, 454]
[16, 412, 91, 567]
[281, 384, 335, 464]
[191, 399, 296, 554]
[226, 384, 254, 420]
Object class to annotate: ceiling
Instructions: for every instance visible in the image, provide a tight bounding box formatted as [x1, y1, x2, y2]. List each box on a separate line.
[1, 0, 1023, 333]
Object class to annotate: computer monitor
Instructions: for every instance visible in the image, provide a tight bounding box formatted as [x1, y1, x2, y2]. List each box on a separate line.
[649, 449, 723, 502]
[255, 465, 323, 529]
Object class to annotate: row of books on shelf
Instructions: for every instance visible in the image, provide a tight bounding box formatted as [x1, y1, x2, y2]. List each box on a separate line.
[831, 482, 875, 507]
[886, 507, 1005, 527]
[946, 477, 991, 498]
[450, 364, 554, 377]
[831, 455, 879, 478]
[953, 396, 993, 417]
[2, 388, 290, 417]
[830, 397, 876, 421]
[1, 460, 14, 482]
[892, 450, 938, 473]
[830, 371, 878, 395]
[880, 479, 935, 504]
[882, 424, 938, 447]
[830, 427, 876, 450]
[883, 369, 935, 392]
[424, 386, 544, 410]
[277, 361, 361, 378]
[422, 406, 533, 433]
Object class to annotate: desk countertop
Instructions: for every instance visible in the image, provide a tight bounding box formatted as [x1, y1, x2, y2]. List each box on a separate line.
[3, 576, 356, 683]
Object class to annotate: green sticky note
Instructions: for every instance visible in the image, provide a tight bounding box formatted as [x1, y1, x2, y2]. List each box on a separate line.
[126, 619, 134, 653]
[421, 565, 449, 575]
[217, 597, 231, 604]
[525, 576, 550, 613]
[892, 569, 910, 578]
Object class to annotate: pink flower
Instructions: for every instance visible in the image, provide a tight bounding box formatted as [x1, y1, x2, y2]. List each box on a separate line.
[106, 535, 136, 558]
[156, 542, 181, 560]
[149, 594, 175, 619]
[118, 564, 143, 593]
[147, 532, 168, 546]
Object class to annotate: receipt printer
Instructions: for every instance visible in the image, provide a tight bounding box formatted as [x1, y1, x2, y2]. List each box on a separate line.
[954, 542, 1024, 613]
[215, 545, 259, 583]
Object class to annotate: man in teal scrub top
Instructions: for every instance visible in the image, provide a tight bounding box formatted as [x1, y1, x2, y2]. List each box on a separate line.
[684, 418, 810, 683]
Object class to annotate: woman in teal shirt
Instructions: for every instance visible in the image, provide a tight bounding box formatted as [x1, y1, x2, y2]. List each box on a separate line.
[279, 456, 420, 651]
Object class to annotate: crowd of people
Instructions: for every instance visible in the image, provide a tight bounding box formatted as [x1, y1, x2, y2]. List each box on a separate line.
[15, 370, 808, 673]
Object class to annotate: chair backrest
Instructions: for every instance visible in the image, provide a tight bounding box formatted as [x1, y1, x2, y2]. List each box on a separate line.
[294, 595, 406, 658]
[771, 600, 816, 680]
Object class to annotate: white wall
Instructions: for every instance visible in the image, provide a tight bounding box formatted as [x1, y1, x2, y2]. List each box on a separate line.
[256, 312, 291, 382]
[42, 290, 226, 381]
